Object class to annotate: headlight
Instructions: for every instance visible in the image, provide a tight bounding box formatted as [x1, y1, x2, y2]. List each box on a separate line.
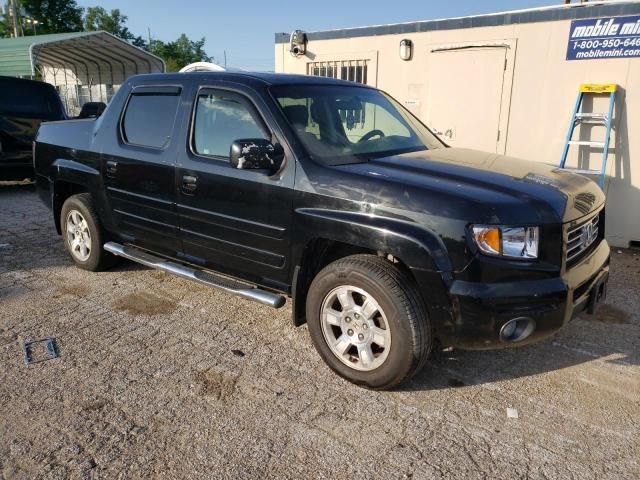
[471, 226, 539, 260]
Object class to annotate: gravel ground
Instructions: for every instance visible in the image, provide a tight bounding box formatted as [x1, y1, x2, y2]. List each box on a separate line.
[1, 182, 639, 479]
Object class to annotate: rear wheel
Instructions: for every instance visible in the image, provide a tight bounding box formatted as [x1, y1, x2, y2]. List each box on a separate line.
[306, 254, 431, 390]
[60, 193, 116, 271]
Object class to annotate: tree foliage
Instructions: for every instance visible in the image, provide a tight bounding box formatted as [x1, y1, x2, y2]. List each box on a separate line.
[20, 0, 83, 34]
[0, 12, 10, 38]
[83, 6, 146, 46]
[84, 7, 131, 39]
[149, 34, 212, 71]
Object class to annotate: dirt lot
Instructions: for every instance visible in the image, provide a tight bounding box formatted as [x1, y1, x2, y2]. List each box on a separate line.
[1, 183, 638, 479]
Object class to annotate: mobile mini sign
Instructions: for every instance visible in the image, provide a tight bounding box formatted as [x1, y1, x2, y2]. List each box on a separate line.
[567, 15, 640, 60]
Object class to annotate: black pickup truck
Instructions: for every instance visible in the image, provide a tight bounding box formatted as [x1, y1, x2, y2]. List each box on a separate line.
[1, 76, 67, 181]
[34, 72, 610, 389]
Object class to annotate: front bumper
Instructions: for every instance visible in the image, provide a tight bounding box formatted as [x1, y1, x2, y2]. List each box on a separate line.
[444, 239, 610, 350]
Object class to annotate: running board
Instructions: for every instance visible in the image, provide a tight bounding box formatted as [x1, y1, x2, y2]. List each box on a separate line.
[104, 242, 286, 308]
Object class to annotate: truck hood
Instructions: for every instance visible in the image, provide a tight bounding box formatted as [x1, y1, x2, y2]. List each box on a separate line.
[335, 148, 604, 224]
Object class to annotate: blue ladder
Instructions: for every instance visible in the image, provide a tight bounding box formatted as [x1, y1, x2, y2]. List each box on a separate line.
[559, 83, 616, 190]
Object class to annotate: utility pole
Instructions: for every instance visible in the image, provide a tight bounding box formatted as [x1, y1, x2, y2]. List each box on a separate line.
[224, 50, 227, 68]
[9, 0, 19, 38]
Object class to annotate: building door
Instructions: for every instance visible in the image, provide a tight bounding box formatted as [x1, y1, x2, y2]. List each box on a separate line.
[425, 41, 516, 154]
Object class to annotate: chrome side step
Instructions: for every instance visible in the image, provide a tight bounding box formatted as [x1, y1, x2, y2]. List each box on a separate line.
[104, 242, 286, 308]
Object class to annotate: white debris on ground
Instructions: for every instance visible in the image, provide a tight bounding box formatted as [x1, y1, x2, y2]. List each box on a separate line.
[507, 407, 519, 419]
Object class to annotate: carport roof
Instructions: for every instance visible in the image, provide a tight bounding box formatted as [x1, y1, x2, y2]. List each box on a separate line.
[0, 31, 164, 77]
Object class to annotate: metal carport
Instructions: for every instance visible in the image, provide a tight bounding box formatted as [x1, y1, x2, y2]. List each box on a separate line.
[0, 31, 165, 115]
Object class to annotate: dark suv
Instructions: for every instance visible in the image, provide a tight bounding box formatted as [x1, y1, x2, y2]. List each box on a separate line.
[33, 72, 609, 389]
[0, 76, 66, 181]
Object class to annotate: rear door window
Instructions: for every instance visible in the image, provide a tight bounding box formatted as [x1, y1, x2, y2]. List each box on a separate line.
[122, 89, 181, 149]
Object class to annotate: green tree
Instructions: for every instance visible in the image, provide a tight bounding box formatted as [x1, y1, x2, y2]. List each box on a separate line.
[149, 34, 211, 71]
[0, 11, 10, 38]
[20, 0, 83, 34]
[84, 7, 131, 40]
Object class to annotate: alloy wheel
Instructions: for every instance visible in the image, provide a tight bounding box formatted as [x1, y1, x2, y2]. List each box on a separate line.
[66, 210, 92, 261]
[320, 285, 392, 371]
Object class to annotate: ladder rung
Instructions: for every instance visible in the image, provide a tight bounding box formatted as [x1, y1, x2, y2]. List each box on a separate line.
[568, 140, 605, 147]
[575, 113, 607, 119]
[574, 113, 608, 125]
[575, 119, 607, 125]
[564, 168, 602, 175]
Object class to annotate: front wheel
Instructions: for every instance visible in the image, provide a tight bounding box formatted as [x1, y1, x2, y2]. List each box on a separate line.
[60, 193, 117, 271]
[306, 255, 431, 390]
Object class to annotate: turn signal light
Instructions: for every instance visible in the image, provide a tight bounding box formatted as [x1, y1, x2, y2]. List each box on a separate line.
[471, 226, 539, 259]
[472, 227, 501, 255]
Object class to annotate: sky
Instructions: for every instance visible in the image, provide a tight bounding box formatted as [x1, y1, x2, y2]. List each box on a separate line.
[75, 0, 561, 71]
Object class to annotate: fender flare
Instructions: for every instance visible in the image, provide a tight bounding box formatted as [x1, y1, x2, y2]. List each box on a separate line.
[290, 208, 456, 328]
[50, 159, 102, 233]
[294, 208, 453, 273]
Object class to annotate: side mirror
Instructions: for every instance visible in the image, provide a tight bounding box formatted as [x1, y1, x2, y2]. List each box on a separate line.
[229, 139, 284, 171]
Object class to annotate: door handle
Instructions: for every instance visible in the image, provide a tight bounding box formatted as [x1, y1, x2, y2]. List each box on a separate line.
[182, 175, 197, 193]
[105, 160, 117, 178]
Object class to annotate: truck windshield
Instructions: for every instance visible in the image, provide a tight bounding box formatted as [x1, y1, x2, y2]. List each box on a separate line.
[271, 84, 443, 164]
[0, 78, 64, 120]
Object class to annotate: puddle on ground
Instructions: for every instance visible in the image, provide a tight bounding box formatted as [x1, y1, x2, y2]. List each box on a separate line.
[194, 369, 236, 401]
[54, 283, 90, 298]
[111, 291, 177, 316]
[587, 303, 632, 324]
[81, 400, 107, 412]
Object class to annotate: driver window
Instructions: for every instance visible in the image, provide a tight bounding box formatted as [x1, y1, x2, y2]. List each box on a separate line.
[193, 91, 268, 158]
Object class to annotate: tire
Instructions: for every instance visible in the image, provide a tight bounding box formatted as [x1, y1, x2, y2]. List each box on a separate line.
[306, 254, 431, 390]
[60, 193, 117, 272]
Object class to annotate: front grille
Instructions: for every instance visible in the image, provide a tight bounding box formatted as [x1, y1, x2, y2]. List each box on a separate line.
[566, 211, 601, 266]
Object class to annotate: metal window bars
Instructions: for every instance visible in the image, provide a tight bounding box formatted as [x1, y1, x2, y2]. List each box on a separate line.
[307, 59, 369, 85]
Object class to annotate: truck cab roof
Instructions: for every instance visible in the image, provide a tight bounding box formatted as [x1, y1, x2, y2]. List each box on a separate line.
[128, 71, 373, 89]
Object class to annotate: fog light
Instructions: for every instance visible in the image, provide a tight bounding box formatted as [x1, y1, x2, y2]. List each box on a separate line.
[499, 317, 535, 342]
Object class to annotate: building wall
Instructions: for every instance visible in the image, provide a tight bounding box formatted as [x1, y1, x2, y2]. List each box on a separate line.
[276, 14, 640, 247]
[41, 66, 121, 116]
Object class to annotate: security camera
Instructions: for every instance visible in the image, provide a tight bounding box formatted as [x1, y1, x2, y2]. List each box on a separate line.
[290, 30, 307, 57]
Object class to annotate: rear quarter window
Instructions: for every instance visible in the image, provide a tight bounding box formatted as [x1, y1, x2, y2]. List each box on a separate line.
[122, 92, 181, 149]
